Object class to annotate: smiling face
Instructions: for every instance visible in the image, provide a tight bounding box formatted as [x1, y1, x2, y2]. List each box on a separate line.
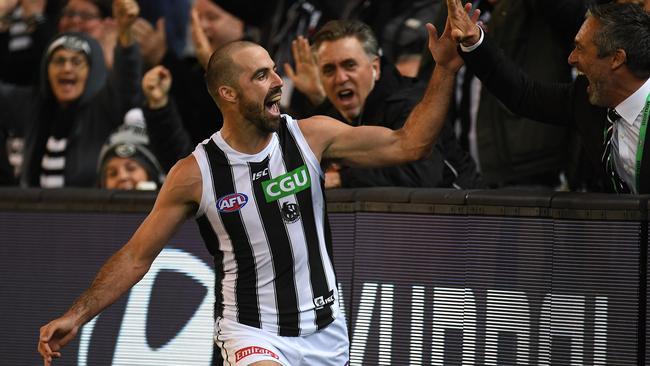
[102, 156, 150, 190]
[568, 17, 616, 107]
[316, 36, 379, 122]
[47, 48, 89, 105]
[232, 45, 284, 133]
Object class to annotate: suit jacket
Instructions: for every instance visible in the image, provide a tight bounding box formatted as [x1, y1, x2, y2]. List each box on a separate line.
[461, 37, 650, 194]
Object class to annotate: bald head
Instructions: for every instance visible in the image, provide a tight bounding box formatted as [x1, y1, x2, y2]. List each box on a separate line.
[205, 40, 260, 105]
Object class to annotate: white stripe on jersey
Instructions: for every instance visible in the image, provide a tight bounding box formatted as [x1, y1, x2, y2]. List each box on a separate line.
[46, 136, 67, 152]
[39, 174, 64, 188]
[41, 155, 65, 170]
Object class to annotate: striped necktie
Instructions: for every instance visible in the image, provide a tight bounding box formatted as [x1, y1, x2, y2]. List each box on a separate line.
[602, 108, 630, 193]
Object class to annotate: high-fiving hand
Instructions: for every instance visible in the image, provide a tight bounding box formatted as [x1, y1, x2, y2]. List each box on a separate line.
[446, 0, 483, 46]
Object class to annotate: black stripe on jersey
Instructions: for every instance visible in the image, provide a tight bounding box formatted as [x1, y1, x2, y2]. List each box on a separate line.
[278, 120, 335, 329]
[43, 150, 66, 158]
[40, 169, 65, 175]
[196, 214, 224, 317]
[249, 158, 300, 336]
[204, 140, 261, 328]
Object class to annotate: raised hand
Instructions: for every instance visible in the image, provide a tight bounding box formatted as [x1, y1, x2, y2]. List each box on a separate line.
[142, 65, 172, 109]
[284, 35, 326, 106]
[426, 4, 478, 74]
[38, 315, 80, 366]
[113, 0, 140, 46]
[19, 0, 45, 18]
[133, 17, 167, 67]
[0, 0, 18, 17]
[190, 7, 212, 70]
[446, 0, 482, 46]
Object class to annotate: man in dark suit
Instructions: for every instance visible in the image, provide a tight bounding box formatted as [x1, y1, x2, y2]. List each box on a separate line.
[445, 0, 650, 194]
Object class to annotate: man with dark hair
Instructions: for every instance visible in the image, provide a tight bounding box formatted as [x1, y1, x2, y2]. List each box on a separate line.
[287, 19, 481, 189]
[38, 17, 461, 366]
[446, 0, 650, 193]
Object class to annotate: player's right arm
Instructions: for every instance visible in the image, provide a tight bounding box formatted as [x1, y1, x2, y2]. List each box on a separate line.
[37, 155, 202, 365]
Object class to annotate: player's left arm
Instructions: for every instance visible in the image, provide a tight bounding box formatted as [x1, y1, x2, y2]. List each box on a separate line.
[300, 22, 461, 167]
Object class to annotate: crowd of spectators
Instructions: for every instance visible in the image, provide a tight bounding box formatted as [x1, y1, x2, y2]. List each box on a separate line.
[0, 0, 648, 193]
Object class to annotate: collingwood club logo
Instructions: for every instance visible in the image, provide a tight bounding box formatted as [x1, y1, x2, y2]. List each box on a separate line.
[281, 202, 301, 223]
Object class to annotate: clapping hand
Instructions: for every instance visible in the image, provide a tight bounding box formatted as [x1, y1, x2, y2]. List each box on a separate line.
[190, 7, 212, 70]
[133, 17, 167, 67]
[284, 35, 326, 106]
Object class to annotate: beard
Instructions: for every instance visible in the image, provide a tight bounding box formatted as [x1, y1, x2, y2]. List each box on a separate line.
[238, 86, 282, 134]
[587, 79, 605, 106]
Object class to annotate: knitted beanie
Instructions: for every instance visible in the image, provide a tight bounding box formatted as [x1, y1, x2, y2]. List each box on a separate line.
[98, 108, 165, 189]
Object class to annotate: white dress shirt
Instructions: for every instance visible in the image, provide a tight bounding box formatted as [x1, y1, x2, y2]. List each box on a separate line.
[611, 77, 650, 194]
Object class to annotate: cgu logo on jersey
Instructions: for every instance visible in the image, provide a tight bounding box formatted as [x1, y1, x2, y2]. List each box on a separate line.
[217, 193, 248, 213]
[262, 165, 311, 203]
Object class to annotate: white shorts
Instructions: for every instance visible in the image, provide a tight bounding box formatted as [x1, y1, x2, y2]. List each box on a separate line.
[214, 315, 349, 366]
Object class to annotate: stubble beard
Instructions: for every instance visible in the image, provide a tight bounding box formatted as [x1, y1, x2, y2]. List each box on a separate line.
[588, 80, 605, 106]
[239, 91, 281, 134]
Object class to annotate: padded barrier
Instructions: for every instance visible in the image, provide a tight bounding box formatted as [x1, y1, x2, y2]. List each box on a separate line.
[1, 188, 648, 365]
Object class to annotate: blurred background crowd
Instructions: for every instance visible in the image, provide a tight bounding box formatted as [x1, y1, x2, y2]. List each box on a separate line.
[0, 0, 648, 192]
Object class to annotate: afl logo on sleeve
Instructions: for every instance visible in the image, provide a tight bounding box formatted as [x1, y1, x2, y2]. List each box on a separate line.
[217, 193, 248, 212]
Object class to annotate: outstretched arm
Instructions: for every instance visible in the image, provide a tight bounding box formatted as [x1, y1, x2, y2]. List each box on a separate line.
[37, 156, 201, 365]
[301, 20, 461, 167]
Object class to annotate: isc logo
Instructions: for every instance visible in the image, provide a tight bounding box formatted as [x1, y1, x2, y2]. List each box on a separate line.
[252, 168, 269, 181]
[313, 290, 335, 309]
[217, 193, 248, 212]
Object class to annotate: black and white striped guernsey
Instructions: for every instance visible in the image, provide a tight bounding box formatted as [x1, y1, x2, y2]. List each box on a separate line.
[193, 114, 340, 336]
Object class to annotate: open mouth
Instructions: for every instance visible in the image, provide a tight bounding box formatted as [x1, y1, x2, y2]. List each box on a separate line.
[337, 89, 355, 103]
[56, 77, 79, 91]
[265, 94, 281, 116]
